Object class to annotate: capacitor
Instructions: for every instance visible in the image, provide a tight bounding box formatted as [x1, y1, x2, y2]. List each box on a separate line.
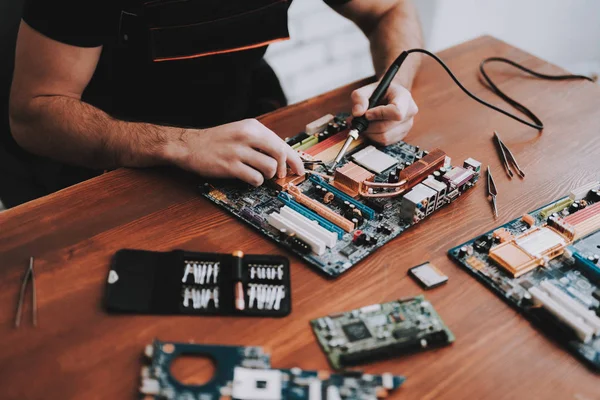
[388, 170, 399, 183]
[343, 200, 350, 208]
[318, 132, 325, 141]
[315, 185, 322, 191]
[349, 204, 356, 211]
[352, 217, 359, 228]
[415, 146, 420, 152]
[458, 246, 468, 257]
[415, 154, 422, 161]
[569, 202, 580, 213]
[438, 168, 446, 176]
[405, 161, 411, 168]
[593, 254, 599, 264]
[433, 170, 442, 180]
[321, 187, 328, 196]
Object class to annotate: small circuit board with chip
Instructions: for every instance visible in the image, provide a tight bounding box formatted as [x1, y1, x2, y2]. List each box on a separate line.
[200, 112, 481, 278]
[139, 340, 405, 399]
[448, 181, 600, 372]
[310, 295, 455, 370]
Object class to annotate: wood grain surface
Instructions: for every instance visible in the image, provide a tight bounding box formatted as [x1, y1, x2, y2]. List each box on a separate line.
[1, 36, 599, 399]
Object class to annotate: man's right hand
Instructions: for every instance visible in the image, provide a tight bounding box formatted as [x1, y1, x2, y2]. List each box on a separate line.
[166, 119, 305, 187]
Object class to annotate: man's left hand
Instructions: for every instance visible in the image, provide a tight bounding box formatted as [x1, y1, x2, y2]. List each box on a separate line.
[351, 81, 418, 146]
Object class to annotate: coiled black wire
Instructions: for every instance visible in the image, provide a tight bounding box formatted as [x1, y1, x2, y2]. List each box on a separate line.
[398, 48, 594, 131]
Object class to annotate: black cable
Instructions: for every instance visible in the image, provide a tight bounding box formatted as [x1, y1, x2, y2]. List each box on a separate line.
[394, 48, 594, 131]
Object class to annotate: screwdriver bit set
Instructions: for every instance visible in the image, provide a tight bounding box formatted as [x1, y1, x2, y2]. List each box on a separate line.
[104, 249, 291, 317]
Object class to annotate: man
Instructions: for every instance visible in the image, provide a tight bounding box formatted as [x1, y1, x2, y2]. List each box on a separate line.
[7, 0, 421, 206]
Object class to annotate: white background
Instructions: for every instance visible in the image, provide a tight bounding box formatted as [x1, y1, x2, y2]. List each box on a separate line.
[265, 0, 600, 104]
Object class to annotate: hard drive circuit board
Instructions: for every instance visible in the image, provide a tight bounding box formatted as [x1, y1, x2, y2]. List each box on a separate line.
[201, 113, 481, 277]
[449, 182, 600, 371]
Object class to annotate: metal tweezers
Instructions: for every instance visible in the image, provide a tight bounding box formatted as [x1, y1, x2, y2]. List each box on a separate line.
[493, 131, 525, 178]
[487, 166, 498, 218]
[15, 257, 37, 328]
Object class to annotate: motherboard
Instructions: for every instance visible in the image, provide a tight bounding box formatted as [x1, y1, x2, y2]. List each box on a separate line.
[139, 340, 405, 399]
[201, 113, 481, 277]
[449, 181, 600, 371]
[311, 295, 455, 370]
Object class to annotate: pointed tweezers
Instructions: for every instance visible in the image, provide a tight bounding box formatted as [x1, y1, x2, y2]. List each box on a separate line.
[15, 257, 37, 328]
[487, 166, 498, 218]
[493, 131, 525, 178]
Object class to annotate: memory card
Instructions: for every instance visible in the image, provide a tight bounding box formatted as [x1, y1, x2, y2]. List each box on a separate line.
[408, 262, 448, 289]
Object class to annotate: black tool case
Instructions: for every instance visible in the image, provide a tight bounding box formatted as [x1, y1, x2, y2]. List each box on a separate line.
[105, 249, 291, 317]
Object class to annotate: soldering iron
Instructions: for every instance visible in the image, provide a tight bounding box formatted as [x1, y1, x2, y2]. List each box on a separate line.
[330, 48, 593, 172]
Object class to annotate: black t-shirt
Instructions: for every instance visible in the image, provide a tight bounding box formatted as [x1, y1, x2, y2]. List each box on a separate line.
[3, 0, 351, 206]
[22, 0, 351, 127]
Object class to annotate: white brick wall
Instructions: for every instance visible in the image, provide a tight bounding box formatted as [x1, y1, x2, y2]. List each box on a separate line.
[266, 0, 599, 105]
[265, 0, 374, 104]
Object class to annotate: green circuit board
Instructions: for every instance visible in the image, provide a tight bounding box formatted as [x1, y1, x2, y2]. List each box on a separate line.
[310, 295, 455, 370]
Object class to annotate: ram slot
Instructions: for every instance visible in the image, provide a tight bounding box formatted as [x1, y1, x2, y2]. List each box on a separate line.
[277, 192, 344, 239]
[309, 175, 375, 219]
[279, 206, 337, 248]
[287, 184, 355, 232]
[539, 281, 600, 334]
[528, 286, 595, 343]
[267, 212, 327, 255]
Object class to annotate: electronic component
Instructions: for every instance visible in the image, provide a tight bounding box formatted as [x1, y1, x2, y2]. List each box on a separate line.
[287, 184, 355, 233]
[463, 157, 482, 174]
[569, 181, 600, 201]
[311, 296, 454, 369]
[140, 341, 405, 399]
[422, 177, 447, 208]
[351, 145, 398, 173]
[277, 192, 344, 239]
[488, 226, 568, 277]
[449, 182, 600, 371]
[563, 201, 600, 240]
[267, 206, 337, 255]
[305, 114, 334, 135]
[399, 148, 446, 190]
[333, 162, 375, 197]
[444, 166, 475, 190]
[292, 134, 319, 151]
[270, 172, 306, 191]
[540, 197, 573, 219]
[309, 175, 375, 220]
[400, 183, 437, 222]
[408, 261, 448, 289]
[522, 214, 535, 227]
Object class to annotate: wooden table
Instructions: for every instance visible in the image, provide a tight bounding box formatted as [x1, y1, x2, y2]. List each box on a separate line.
[1, 36, 599, 399]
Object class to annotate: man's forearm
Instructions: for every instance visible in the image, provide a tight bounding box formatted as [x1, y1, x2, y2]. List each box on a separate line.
[368, 0, 423, 89]
[9, 96, 188, 169]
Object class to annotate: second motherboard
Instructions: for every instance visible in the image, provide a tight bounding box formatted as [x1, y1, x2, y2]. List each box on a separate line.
[201, 113, 481, 277]
[449, 181, 600, 371]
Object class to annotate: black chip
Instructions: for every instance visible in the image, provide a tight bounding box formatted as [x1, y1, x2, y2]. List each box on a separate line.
[474, 235, 493, 253]
[392, 327, 421, 339]
[520, 280, 534, 290]
[340, 244, 359, 258]
[342, 321, 372, 342]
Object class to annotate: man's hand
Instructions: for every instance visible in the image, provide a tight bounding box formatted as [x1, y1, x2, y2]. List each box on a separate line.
[351, 81, 418, 146]
[168, 119, 305, 187]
